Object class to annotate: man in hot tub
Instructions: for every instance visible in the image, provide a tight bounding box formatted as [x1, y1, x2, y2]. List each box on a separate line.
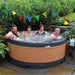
[4, 25, 20, 40]
[50, 28, 62, 40]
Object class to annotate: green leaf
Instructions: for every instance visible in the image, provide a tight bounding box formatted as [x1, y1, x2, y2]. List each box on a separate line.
[5, 47, 10, 51]
[0, 43, 5, 46]
[1, 53, 5, 58]
[0, 50, 3, 54]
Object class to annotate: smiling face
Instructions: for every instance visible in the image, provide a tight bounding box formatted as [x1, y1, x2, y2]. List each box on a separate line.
[55, 29, 60, 36]
[11, 27, 18, 34]
[40, 26, 44, 32]
[27, 27, 32, 32]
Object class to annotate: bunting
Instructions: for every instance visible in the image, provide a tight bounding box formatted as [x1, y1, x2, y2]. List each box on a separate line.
[28, 17, 32, 22]
[64, 21, 69, 25]
[42, 12, 47, 18]
[53, 12, 57, 16]
[12, 11, 16, 16]
[35, 15, 40, 21]
[10, 10, 60, 23]
[19, 15, 24, 21]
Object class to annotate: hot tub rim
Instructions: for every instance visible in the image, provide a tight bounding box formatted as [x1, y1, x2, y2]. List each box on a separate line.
[7, 37, 67, 47]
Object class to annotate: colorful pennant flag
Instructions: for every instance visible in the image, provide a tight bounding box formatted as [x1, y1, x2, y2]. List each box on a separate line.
[53, 12, 57, 16]
[28, 16, 32, 22]
[35, 15, 40, 21]
[12, 11, 16, 16]
[19, 15, 24, 21]
[42, 12, 47, 18]
[64, 21, 69, 25]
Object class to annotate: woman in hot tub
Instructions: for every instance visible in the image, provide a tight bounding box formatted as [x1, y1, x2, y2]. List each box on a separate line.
[50, 28, 62, 40]
[35, 24, 47, 34]
[22, 25, 34, 37]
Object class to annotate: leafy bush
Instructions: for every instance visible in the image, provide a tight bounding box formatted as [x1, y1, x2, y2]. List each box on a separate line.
[63, 23, 75, 42]
[0, 0, 75, 31]
[52, 17, 68, 26]
[0, 42, 10, 58]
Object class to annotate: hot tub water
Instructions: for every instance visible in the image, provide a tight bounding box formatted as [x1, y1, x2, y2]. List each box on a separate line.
[14, 33, 52, 43]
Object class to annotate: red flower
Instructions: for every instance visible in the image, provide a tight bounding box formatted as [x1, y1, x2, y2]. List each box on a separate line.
[69, 19, 72, 23]
[63, 17, 66, 19]
[65, 15, 67, 17]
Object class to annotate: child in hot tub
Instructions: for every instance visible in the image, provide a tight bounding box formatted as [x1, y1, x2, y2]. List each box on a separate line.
[50, 28, 62, 40]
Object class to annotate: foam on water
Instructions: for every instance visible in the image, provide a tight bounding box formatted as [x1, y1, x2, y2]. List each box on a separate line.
[14, 33, 52, 43]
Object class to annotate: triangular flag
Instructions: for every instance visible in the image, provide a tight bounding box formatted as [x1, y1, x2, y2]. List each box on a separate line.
[64, 21, 69, 25]
[53, 12, 57, 16]
[19, 15, 24, 21]
[35, 15, 40, 21]
[5, 11, 8, 16]
[12, 11, 16, 16]
[42, 12, 47, 18]
[28, 17, 32, 22]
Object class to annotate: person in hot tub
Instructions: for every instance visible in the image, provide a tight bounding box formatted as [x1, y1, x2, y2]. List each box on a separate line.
[50, 28, 62, 40]
[4, 25, 20, 40]
[22, 25, 34, 37]
[35, 24, 47, 34]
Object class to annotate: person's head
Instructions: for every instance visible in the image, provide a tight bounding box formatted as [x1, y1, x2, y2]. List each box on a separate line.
[39, 24, 44, 31]
[27, 25, 32, 32]
[11, 25, 18, 34]
[54, 28, 60, 36]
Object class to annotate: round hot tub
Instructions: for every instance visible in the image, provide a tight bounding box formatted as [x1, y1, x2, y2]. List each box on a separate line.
[7, 32, 67, 69]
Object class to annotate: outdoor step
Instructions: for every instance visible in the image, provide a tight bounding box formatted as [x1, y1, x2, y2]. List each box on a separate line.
[46, 66, 74, 75]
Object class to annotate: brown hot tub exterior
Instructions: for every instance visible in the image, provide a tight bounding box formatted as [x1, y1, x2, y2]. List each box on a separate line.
[7, 38, 67, 68]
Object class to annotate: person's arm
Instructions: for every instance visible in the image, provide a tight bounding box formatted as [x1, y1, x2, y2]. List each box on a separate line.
[35, 30, 39, 33]
[4, 32, 12, 39]
[21, 33, 28, 37]
[45, 31, 48, 34]
[17, 31, 21, 37]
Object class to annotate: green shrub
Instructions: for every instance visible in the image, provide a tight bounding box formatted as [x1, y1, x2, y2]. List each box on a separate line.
[0, 42, 10, 58]
[0, 0, 75, 30]
[52, 17, 68, 25]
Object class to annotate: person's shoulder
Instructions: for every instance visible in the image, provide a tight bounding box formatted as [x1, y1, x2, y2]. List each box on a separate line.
[59, 35, 62, 39]
[45, 31, 47, 33]
[7, 31, 12, 34]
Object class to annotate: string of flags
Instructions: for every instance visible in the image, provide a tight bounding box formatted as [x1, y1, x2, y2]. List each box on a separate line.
[12, 11, 47, 22]
[12, 11, 69, 25]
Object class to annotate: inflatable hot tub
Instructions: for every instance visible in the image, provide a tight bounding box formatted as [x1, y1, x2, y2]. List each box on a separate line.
[7, 34, 67, 69]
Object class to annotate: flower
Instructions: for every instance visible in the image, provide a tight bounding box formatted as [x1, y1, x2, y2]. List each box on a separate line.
[63, 17, 66, 19]
[65, 15, 67, 17]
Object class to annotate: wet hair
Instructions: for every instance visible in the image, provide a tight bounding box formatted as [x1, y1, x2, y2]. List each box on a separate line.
[39, 24, 44, 28]
[27, 25, 32, 29]
[11, 24, 17, 29]
[55, 28, 60, 32]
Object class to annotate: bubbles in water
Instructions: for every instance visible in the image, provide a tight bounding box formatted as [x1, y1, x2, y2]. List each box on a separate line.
[14, 32, 52, 43]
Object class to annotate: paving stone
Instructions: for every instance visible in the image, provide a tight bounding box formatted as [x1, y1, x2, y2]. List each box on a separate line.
[46, 66, 74, 75]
